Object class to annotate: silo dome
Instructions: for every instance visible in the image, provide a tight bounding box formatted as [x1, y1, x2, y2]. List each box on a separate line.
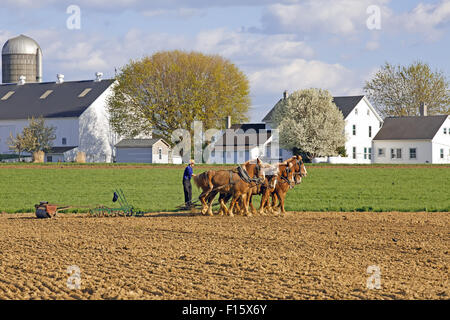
[2, 34, 41, 55]
[2, 34, 43, 83]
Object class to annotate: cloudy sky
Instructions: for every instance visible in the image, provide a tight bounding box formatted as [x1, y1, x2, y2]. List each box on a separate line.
[1, 0, 449, 121]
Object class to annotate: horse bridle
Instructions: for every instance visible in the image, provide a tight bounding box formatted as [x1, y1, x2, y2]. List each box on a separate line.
[292, 158, 306, 177]
[279, 164, 293, 185]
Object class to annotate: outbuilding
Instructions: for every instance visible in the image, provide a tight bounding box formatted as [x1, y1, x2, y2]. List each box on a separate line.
[115, 138, 170, 163]
[372, 113, 450, 164]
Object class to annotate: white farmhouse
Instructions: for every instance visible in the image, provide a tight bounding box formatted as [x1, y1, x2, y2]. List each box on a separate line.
[262, 93, 384, 163]
[0, 75, 117, 162]
[372, 113, 450, 164]
[208, 123, 277, 164]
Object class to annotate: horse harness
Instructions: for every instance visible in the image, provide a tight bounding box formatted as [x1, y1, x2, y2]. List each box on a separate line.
[229, 163, 264, 186]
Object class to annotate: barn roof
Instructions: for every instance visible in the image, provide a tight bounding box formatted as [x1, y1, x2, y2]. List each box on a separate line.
[373, 115, 448, 140]
[0, 79, 115, 120]
[262, 95, 365, 122]
[115, 139, 170, 148]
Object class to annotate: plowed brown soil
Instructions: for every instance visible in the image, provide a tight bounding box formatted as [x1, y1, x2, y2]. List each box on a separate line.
[0, 211, 448, 300]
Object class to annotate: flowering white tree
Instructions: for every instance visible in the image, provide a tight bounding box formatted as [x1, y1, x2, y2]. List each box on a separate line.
[272, 88, 346, 160]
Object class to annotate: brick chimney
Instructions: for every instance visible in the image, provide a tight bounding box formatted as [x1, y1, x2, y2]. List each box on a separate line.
[283, 90, 288, 100]
[419, 102, 427, 116]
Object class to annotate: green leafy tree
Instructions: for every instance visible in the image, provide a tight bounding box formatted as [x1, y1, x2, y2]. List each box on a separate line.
[364, 61, 450, 117]
[107, 50, 251, 143]
[272, 88, 346, 160]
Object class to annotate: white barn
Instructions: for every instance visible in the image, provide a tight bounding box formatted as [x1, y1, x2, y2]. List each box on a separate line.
[0, 76, 117, 162]
[262, 93, 384, 163]
[372, 114, 450, 164]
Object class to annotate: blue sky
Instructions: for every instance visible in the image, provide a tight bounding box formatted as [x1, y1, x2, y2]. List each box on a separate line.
[1, 0, 449, 121]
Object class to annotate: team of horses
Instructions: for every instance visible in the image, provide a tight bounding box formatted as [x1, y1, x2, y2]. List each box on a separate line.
[193, 156, 308, 216]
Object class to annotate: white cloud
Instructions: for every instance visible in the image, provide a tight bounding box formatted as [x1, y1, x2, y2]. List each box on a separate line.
[365, 40, 379, 51]
[395, 0, 450, 40]
[195, 29, 315, 67]
[249, 59, 360, 96]
[261, 0, 391, 36]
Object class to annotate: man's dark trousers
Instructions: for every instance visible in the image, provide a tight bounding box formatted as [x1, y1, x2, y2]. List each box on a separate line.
[183, 178, 192, 207]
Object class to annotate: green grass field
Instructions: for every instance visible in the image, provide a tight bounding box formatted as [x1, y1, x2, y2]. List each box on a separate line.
[0, 163, 449, 213]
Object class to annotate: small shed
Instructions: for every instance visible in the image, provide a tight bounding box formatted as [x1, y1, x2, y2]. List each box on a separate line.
[45, 146, 77, 163]
[115, 139, 170, 163]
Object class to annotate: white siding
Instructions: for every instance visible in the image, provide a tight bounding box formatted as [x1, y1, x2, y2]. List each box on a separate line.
[342, 98, 382, 163]
[372, 140, 433, 164]
[0, 118, 79, 154]
[66, 84, 117, 163]
[431, 117, 450, 163]
[151, 141, 169, 164]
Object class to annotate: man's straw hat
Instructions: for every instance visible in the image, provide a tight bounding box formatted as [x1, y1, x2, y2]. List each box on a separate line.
[190, 159, 195, 165]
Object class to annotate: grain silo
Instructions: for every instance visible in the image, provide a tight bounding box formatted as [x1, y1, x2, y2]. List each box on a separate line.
[2, 34, 42, 84]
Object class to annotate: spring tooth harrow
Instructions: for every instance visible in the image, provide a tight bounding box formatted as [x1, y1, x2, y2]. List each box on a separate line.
[88, 188, 145, 217]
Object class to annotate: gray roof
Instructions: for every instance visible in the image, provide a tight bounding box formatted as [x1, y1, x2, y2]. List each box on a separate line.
[115, 139, 169, 148]
[373, 115, 448, 140]
[0, 79, 115, 120]
[230, 123, 267, 131]
[262, 95, 365, 122]
[332, 95, 365, 118]
[47, 146, 77, 154]
[215, 127, 272, 148]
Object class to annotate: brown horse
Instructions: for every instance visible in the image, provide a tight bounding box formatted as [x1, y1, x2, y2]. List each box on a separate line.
[193, 158, 265, 216]
[267, 155, 308, 213]
[289, 155, 308, 184]
[258, 161, 296, 215]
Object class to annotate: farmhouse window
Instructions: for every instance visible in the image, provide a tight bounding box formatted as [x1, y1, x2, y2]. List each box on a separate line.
[62, 138, 67, 145]
[47, 156, 52, 162]
[364, 148, 367, 159]
[369, 148, 372, 160]
[369, 126, 372, 137]
[355, 108, 358, 115]
[352, 147, 356, 159]
[391, 148, 402, 159]
[444, 128, 447, 134]
[440, 149, 444, 159]
[409, 148, 417, 159]
[353, 125, 356, 136]
[158, 148, 162, 160]
[378, 148, 385, 157]
[367, 109, 370, 116]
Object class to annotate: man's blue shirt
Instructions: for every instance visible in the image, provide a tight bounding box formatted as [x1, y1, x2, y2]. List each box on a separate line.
[183, 166, 193, 180]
